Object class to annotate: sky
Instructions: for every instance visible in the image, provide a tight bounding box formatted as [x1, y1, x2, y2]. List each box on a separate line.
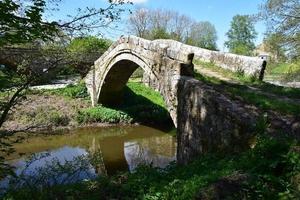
[54, 0, 267, 51]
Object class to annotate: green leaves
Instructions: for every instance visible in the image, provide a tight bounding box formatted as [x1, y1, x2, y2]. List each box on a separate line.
[0, 0, 58, 46]
[260, 0, 300, 60]
[224, 15, 257, 56]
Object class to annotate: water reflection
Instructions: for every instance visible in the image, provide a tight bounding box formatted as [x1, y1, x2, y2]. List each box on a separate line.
[2, 125, 176, 188]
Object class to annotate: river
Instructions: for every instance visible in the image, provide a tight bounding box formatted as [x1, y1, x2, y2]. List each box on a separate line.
[1, 125, 176, 190]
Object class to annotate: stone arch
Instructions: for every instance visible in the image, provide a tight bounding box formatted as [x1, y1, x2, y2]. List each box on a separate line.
[96, 52, 159, 106]
[85, 36, 202, 127]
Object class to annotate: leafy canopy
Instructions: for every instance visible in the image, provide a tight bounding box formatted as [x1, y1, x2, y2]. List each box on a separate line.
[0, 0, 58, 46]
[260, 0, 300, 60]
[225, 15, 257, 56]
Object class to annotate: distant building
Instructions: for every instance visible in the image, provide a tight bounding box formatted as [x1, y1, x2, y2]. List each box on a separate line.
[258, 53, 269, 61]
[254, 43, 272, 61]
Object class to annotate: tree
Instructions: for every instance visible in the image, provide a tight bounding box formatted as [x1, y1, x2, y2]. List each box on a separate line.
[260, 0, 300, 60]
[67, 36, 112, 77]
[0, 0, 130, 46]
[0, 0, 58, 46]
[0, 0, 130, 129]
[264, 33, 287, 62]
[186, 21, 218, 50]
[128, 8, 150, 38]
[225, 15, 257, 56]
[128, 8, 218, 50]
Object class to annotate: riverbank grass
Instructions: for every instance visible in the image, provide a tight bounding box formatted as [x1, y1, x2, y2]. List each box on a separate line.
[4, 134, 299, 199]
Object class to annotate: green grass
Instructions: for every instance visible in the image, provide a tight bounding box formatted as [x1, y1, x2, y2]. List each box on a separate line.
[195, 72, 300, 116]
[226, 87, 300, 115]
[195, 59, 300, 99]
[32, 82, 89, 99]
[4, 135, 299, 199]
[76, 82, 171, 125]
[194, 59, 256, 83]
[265, 61, 300, 83]
[268, 62, 300, 75]
[0, 70, 22, 89]
[194, 59, 300, 115]
[76, 106, 133, 124]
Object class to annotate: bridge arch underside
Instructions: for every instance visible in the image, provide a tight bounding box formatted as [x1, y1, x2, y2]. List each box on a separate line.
[96, 53, 178, 125]
[98, 59, 142, 106]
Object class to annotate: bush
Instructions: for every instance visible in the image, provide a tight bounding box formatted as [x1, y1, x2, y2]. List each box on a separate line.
[33, 108, 70, 127]
[47, 82, 88, 99]
[76, 106, 133, 124]
[48, 111, 70, 126]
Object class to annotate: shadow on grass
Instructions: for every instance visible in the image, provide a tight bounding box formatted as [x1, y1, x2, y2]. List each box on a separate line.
[112, 86, 174, 129]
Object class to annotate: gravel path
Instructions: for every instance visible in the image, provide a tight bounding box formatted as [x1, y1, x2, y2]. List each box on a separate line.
[30, 76, 80, 90]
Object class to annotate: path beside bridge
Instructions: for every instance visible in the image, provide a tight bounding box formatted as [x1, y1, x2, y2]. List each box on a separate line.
[194, 64, 300, 105]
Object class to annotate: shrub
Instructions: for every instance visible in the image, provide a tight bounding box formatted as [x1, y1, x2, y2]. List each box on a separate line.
[47, 82, 88, 99]
[48, 111, 70, 126]
[76, 106, 133, 124]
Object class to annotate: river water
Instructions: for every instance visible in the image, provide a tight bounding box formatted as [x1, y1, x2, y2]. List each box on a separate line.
[2, 125, 176, 189]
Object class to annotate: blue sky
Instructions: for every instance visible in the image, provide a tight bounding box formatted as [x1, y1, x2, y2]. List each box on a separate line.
[55, 0, 266, 51]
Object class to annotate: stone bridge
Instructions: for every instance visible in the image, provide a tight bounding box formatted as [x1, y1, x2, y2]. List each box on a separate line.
[85, 35, 267, 164]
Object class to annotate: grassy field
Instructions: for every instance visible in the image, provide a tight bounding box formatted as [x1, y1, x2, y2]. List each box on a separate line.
[267, 62, 300, 75]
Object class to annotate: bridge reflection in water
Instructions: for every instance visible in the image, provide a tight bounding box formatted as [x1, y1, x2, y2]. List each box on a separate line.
[4, 125, 176, 187]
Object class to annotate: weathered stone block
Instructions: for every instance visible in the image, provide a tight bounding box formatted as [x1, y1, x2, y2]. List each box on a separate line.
[177, 78, 258, 165]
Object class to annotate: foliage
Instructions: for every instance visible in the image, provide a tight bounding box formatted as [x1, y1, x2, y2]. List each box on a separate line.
[225, 15, 257, 56]
[0, 0, 131, 46]
[67, 36, 112, 76]
[76, 106, 132, 124]
[44, 82, 89, 99]
[0, 0, 131, 129]
[186, 21, 218, 50]
[263, 33, 287, 62]
[0, 0, 58, 46]
[68, 36, 111, 54]
[128, 8, 218, 49]
[260, 0, 300, 60]
[150, 28, 171, 40]
[266, 60, 300, 82]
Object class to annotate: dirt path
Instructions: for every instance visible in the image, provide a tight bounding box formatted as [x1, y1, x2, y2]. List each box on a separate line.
[194, 65, 237, 83]
[30, 76, 80, 90]
[264, 75, 300, 88]
[194, 65, 300, 105]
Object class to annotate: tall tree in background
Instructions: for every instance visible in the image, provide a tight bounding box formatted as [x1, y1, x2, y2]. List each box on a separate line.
[260, 0, 300, 60]
[128, 8, 217, 50]
[128, 8, 150, 38]
[225, 15, 257, 56]
[186, 21, 218, 50]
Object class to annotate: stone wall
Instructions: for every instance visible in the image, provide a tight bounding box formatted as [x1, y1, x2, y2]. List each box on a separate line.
[152, 39, 265, 77]
[176, 77, 259, 164]
[176, 77, 300, 165]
